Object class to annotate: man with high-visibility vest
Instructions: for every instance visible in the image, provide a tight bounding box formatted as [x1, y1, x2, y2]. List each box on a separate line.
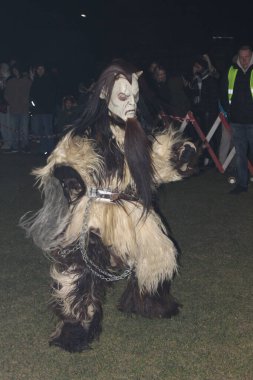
[220, 45, 253, 194]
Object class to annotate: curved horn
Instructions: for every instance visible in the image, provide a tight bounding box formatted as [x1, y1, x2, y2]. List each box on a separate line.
[133, 71, 143, 79]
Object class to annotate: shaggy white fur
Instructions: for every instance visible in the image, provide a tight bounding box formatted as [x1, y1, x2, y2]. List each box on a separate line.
[29, 126, 184, 293]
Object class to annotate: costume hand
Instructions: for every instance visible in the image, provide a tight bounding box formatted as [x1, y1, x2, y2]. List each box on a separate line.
[180, 142, 197, 161]
[54, 165, 86, 203]
[176, 142, 198, 176]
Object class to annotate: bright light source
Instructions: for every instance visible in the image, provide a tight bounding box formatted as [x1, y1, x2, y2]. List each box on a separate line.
[81, 14, 87, 18]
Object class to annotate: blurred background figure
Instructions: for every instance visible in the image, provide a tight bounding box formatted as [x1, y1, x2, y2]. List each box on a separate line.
[54, 95, 79, 142]
[152, 64, 171, 114]
[0, 63, 11, 151]
[4, 64, 32, 152]
[77, 79, 95, 107]
[166, 69, 191, 119]
[145, 60, 159, 89]
[185, 56, 219, 167]
[30, 63, 57, 156]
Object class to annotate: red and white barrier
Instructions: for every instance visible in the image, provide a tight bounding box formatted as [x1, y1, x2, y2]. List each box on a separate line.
[218, 112, 253, 175]
[175, 111, 253, 175]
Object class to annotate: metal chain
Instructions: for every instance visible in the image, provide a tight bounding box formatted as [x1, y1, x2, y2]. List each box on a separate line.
[80, 247, 132, 282]
[59, 198, 132, 281]
[59, 243, 80, 258]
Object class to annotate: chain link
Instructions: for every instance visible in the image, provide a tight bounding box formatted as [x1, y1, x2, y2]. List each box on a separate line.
[59, 198, 132, 281]
[59, 244, 80, 258]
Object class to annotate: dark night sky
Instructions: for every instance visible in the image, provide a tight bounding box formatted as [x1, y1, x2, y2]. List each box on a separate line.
[1, 0, 253, 89]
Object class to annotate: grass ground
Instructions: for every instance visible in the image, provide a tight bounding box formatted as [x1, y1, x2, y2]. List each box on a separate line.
[0, 154, 252, 380]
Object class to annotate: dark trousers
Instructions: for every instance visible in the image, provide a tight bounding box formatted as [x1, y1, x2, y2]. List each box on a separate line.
[230, 123, 253, 187]
[31, 113, 54, 154]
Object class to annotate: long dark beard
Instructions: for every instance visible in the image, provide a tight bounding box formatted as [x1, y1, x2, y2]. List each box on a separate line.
[124, 118, 154, 212]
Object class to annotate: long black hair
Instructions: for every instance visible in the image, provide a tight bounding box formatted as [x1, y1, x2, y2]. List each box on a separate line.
[72, 59, 162, 210]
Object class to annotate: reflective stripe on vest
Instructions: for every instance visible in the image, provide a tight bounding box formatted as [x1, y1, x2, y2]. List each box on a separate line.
[228, 66, 253, 104]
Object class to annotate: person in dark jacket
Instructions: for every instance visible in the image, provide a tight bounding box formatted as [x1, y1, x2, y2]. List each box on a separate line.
[186, 56, 219, 167]
[30, 64, 57, 155]
[151, 65, 171, 114]
[220, 45, 253, 194]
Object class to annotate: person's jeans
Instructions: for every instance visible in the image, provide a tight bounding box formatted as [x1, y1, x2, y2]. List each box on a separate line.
[230, 123, 253, 187]
[0, 111, 11, 148]
[9, 113, 29, 150]
[31, 114, 54, 154]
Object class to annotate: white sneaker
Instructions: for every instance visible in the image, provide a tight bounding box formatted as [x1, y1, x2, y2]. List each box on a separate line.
[228, 176, 236, 184]
[204, 158, 209, 166]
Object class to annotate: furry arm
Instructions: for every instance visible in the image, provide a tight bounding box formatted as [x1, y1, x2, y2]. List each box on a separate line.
[152, 129, 197, 184]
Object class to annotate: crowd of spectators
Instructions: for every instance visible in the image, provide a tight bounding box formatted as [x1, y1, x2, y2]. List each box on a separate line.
[145, 47, 253, 191]
[0, 60, 93, 156]
[144, 54, 222, 169]
[1, 48, 253, 192]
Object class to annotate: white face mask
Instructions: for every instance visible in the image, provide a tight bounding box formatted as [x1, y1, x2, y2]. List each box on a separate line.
[108, 74, 139, 121]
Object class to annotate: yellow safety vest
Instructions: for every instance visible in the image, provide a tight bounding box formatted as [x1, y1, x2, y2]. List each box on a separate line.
[228, 66, 253, 104]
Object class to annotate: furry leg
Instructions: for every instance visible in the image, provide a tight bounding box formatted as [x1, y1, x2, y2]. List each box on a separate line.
[118, 276, 181, 318]
[49, 232, 110, 353]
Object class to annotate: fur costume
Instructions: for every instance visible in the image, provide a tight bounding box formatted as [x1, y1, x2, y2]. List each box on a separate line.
[20, 60, 196, 353]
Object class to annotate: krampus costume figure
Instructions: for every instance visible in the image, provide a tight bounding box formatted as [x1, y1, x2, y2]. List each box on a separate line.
[20, 60, 196, 353]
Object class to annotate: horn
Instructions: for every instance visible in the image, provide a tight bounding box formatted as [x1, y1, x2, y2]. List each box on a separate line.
[99, 87, 107, 99]
[134, 71, 143, 79]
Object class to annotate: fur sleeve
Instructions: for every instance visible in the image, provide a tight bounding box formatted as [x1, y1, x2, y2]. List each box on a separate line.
[32, 132, 104, 188]
[19, 133, 104, 251]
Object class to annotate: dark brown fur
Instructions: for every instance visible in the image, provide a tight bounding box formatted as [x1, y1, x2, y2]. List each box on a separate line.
[118, 276, 181, 318]
[124, 118, 154, 211]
